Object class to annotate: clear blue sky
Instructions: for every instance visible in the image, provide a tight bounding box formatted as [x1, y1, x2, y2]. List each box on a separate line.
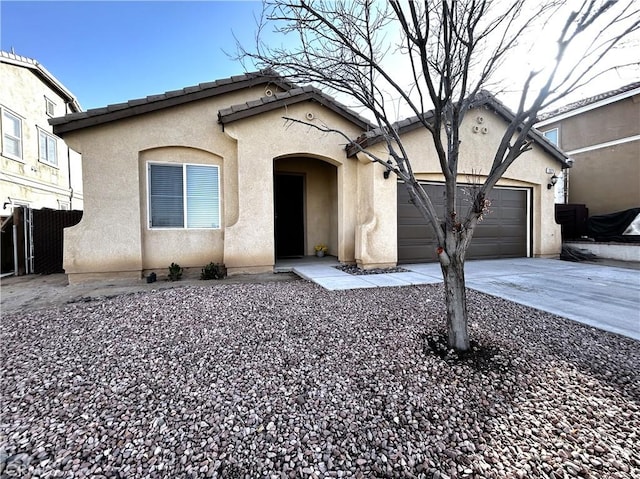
[1, 1, 267, 110]
[2, 1, 636, 113]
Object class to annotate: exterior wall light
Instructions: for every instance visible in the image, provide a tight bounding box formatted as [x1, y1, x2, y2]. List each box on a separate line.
[547, 173, 559, 189]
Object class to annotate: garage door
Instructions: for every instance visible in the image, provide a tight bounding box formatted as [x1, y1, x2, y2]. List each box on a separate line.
[397, 183, 529, 263]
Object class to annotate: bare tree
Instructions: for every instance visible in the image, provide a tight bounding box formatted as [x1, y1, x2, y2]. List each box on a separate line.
[240, 0, 639, 351]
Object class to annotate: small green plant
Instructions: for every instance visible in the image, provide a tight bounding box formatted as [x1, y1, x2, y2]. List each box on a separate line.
[314, 244, 328, 253]
[168, 262, 183, 281]
[201, 262, 227, 280]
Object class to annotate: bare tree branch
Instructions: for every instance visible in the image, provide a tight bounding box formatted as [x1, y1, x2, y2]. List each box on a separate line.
[237, 0, 639, 351]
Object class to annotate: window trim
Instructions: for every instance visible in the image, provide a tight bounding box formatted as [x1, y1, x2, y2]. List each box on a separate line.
[147, 161, 221, 230]
[38, 128, 59, 168]
[542, 127, 560, 147]
[1, 107, 24, 162]
[45, 97, 56, 117]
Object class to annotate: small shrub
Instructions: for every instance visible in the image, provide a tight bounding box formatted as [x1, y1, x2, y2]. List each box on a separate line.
[168, 262, 183, 281]
[201, 262, 227, 280]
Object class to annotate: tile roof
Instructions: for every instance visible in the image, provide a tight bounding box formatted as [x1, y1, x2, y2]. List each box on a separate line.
[50, 69, 295, 134]
[538, 81, 640, 121]
[45, 62, 567, 167]
[217, 85, 374, 130]
[346, 90, 569, 167]
[1, 50, 82, 112]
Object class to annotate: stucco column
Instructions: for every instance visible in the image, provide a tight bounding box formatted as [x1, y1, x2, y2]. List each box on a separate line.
[63, 144, 143, 283]
[354, 154, 398, 269]
[222, 126, 275, 274]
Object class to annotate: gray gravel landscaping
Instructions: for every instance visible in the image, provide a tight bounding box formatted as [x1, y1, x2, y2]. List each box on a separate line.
[1, 279, 638, 479]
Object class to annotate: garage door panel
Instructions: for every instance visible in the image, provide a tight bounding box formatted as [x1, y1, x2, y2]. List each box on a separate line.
[398, 183, 528, 263]
[398, 225, 431, 240]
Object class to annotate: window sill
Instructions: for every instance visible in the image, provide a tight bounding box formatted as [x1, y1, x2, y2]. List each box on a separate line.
[2, 153, 25, 163]
[38, 160, 59, 169]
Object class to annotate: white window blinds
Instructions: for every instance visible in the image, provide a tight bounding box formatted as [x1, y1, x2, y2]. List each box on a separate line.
[148, 163, 220, 229]
[186, 165, 220, 228]
[149, 164, 184, 227]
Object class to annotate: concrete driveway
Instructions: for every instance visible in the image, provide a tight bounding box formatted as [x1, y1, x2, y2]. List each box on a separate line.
[460, 258, 639, 341]
[295, 258, 640, 340]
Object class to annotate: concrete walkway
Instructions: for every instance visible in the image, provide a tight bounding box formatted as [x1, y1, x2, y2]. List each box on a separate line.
[291, 258, 640, 341]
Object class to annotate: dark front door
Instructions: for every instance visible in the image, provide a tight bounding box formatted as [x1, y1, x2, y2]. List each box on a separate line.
[275, 174, 305, 258]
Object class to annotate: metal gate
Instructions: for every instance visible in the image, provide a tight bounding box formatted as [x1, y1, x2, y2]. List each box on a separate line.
[0, 207, 83, 275]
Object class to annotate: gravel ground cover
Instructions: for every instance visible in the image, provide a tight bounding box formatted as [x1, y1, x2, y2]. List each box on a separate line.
[1, 280, 638, 479]
[334, 265, 410, 275]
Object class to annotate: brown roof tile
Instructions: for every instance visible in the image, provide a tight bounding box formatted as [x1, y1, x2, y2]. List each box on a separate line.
[217, 85, 374, 130]
[346, 90, 569, 167]
[50, 69, 294, 134]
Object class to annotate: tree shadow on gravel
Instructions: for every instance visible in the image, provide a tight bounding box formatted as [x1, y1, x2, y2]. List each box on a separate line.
[421, 332, 514, 374]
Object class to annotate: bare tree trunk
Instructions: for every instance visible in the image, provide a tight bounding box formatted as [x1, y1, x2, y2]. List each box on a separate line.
[441, 253, 470, 351]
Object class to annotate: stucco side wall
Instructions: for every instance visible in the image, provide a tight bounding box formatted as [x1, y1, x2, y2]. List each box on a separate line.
[568, 141, 640, 215]
[222, 102, 362, 273]
[61, 92, 257, 280]
[540, 93, 640, 215]
[138, 147, 224, 271]
[389, 108, 562, 258]
[546, 94, 639, 151]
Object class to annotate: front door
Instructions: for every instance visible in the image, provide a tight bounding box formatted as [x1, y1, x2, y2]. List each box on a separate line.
[274, 173, 305, 258]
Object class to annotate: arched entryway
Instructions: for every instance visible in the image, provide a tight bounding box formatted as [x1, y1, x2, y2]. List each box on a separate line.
[273, 156, 338, 259]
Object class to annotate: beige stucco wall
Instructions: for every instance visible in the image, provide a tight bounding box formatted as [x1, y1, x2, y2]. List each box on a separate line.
[60, 90, 563, 282]
[359, 108, 563, 264]
[220, 101, 362, 274]
[0, 60, 83, 212]
[60, 90, 364, 281]
[138, 147, 224, 271]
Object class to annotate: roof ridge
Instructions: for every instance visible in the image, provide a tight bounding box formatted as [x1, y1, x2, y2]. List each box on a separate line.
[0, 50, 38, 65]
[1, 50, 82, 112]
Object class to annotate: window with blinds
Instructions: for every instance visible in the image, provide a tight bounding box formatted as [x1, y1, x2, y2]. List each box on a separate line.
[148, 163, 220, 229]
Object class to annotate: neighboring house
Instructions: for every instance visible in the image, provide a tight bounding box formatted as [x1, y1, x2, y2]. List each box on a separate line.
[1, 51, 84, 275]
[536, 81, 640, 216]
[50, 71, 568, 283]
[0, 51, 84, 212]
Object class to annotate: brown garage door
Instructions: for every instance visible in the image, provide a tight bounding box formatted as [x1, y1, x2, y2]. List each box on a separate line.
[397, 183, 529, 263]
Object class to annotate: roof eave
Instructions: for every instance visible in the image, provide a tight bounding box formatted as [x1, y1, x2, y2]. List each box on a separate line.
[1, 52, 82, 112]
[218, 88, 374, 131]
[51, 72, 293, 135]
[346, 94, 569, 167]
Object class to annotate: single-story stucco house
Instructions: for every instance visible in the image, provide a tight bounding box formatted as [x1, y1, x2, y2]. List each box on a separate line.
[50, 70, 568, 283]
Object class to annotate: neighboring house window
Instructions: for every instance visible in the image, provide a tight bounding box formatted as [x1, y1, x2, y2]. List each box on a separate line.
[45, 97, 56, 117]
[38, 130, 58, 167]
[543, 128, 559, 146]
[148, 163, 220, 229]
[2, 109, 23, 160]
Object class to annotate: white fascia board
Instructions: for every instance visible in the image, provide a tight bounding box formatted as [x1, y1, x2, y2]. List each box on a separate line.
[536, 87, 640, 128]
[566, 134, 640, 156]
